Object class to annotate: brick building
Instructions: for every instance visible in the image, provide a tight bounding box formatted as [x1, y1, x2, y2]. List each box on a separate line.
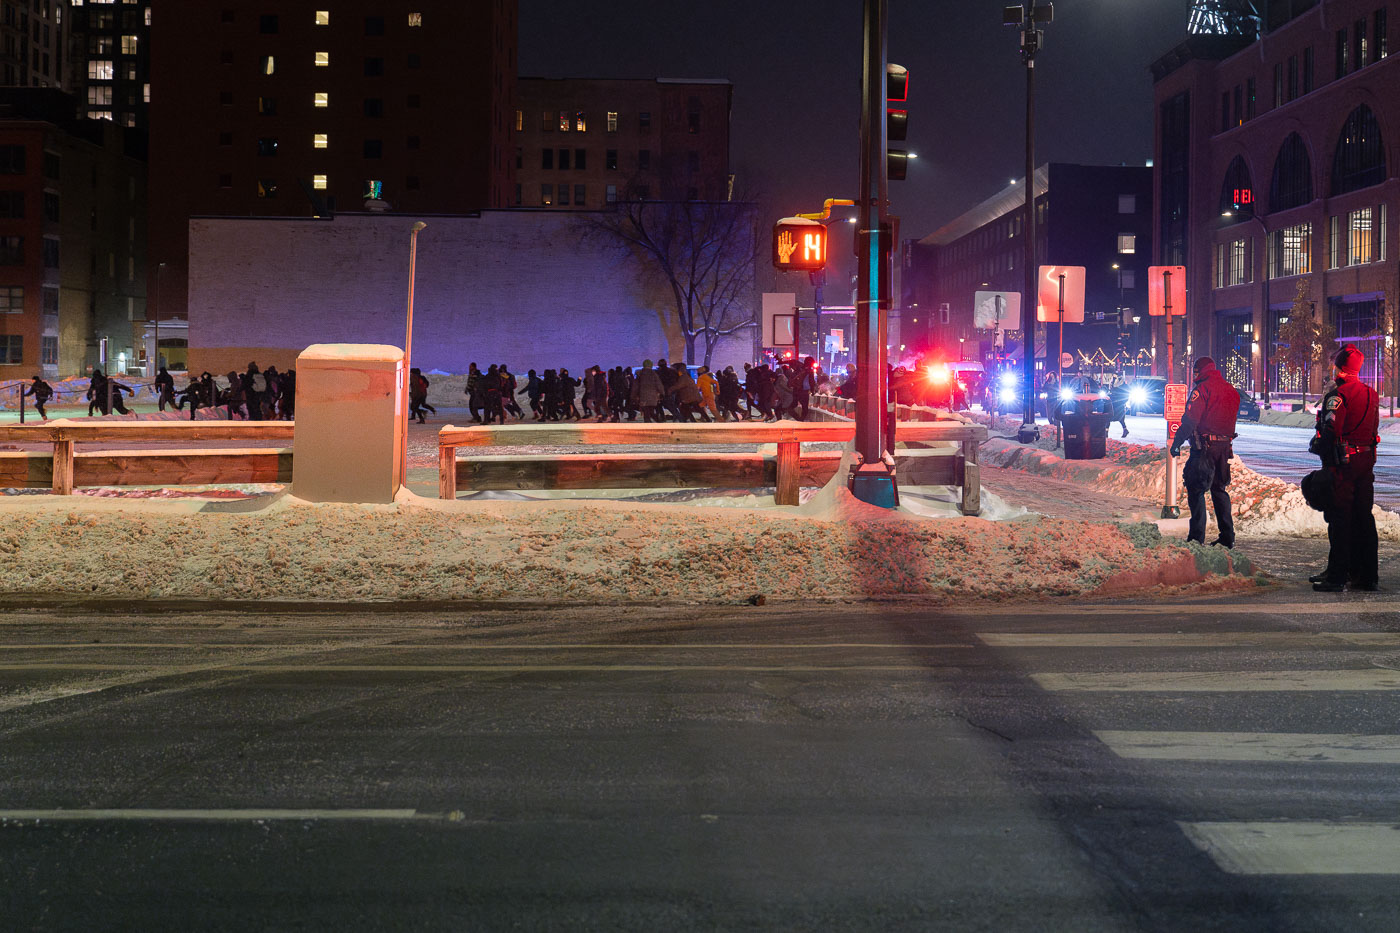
[905, 163, 1153, 374]
[1152, 0, 1399, 398]
[0, 0, 67, 90]
[148, 0, 516, 329]
[70, 0, 151, 128]
[0, 88, 145, 378]
[513, 77, 732, 209]
[186, 211, 751, 376]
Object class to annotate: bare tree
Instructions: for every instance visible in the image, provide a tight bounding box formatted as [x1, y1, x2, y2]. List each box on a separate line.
[583, 198, 758, 368]
[1274, 277, 1335, 407]
[1373, 287, 1399, 415]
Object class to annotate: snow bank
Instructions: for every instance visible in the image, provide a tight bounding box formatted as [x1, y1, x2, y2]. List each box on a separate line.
[0, 484, 1238, 604]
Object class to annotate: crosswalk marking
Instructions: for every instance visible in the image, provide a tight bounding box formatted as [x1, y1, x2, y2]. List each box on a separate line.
[1180, 821, 1400, 875]
[1034, 670, 1400, 692]
[982, 632, 1400, 648]
[1096, 730, 1400, 764]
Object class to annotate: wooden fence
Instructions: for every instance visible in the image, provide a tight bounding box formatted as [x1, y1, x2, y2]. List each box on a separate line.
[0, 420, 294, 494]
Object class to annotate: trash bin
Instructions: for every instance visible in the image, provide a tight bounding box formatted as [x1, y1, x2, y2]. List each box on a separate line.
[1086, 411, 1110, 459]
[1061, 411, 1090, 459]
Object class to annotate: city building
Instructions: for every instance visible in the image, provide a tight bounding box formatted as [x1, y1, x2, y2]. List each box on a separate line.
[0, 88, 146, 378]
[1152, 0, 1399, 399]
[513, 77, 732, 209]
[147, 0, 517, 329]
[904, 163, 1154, 376]
[69, 0, 151, 128]
[0, 0, 67, 90]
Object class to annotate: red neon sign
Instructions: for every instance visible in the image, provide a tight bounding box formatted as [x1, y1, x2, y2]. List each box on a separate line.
[1233, 188, 1254, 207]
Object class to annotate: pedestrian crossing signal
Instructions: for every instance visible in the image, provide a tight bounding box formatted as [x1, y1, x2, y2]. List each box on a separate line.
[772, 217, 827, 271]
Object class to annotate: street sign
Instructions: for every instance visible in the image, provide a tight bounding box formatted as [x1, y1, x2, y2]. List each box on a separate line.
[1148, 265, 1187, 316]
[1035, 265, 1086, 323]
[772, 217, 827, 271]
[973, 290, 1022, 332]
[762, 292, 797, 347]
[1164, 381, 1188, 439]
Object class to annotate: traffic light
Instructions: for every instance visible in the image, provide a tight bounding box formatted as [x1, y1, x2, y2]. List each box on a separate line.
[772, 217, 828, 271]
[887, 64, 909, 181]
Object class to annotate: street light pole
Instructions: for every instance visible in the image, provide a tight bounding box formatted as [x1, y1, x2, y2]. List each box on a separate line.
[401, 221, 426, 487]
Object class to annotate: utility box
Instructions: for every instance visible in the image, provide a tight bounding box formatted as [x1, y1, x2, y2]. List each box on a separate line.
[293, 343, 404, 503]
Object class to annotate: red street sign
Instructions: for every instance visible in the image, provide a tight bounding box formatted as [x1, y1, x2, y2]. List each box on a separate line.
[1164, 382, 1188, 421]
[1167, 419, 1182, 441]
[1148, 266, 1187, 317]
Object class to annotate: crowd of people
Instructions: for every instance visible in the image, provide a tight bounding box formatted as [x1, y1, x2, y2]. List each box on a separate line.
[455, 357, 823, 425]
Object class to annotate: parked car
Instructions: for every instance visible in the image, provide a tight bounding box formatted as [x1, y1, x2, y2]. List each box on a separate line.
[1237, 390, 1261, 422]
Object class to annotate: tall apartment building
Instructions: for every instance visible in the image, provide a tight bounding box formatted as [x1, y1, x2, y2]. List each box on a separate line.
[0, 88, 146, 378]
[70, 0, 151, 128]
[514, 77, 732, 209]
[148, 0, 516, 323]
[1153, 0, 1399, 398]
[0, 0, 67, 90]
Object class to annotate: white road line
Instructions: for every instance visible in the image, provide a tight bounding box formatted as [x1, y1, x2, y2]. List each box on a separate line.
[1034, 670, 1400, 692]
[1096, 730, 1400, 764]
[981, 632, 1400, 648]
[1180, 821, 1400, 875]
[0, 808, 446, 822]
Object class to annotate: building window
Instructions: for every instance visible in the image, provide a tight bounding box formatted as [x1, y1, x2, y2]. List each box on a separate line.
[1246, 76, 1257, 118]
[363, 140, 383, 159]
[606, 149, 618, 170]
[259, 14, 278, 33]
[313, 133, 328, 149]
[258, 96, 276, 115]
[0, 191, 23, 219]
[639, 111, 651, 131]
[1269, 132, 1313, 211]
[1219, 155, 1255, 215]
[42, 192, 57, 222]
[1348, 207, 1375, 264]
[363, 180, 384, 200]
[606, 184, 617, 203]
[314, 52, 328, 67]
[41, 335, 56, 366]
[0, 236, 20, 266]
[1302, 47, 1313, 93]
[1229, 237, 1250, 285]
[575, 112, 586, 132]
[558, 111, 570, 132]
[313, 174, 327, 190]
[540, 184, 552, 206]
[219, 90, 233, 106]
[575, 149, 586, 170]
[1118, 194, 1136, 214]
[1329, 214, 1341, 268]
[1117, 233, 1136, 254]
[1332, 104, 1386, 194]
[219, 173, 233, 189]
[88, 59, 113, 80]
[1267, 222, 1312, 278]
[1377, 9, 1389, 61]
[1381, 203, 1389, 261]
[0, 335, 22, 364]
[0, 286, 21, 312]
[257, 179, 278, 199]
[1337, 29, 1349, 78]
[558, 149, 570, 171]
[42, 288, 56, 318]
[558, 184, 569, 206]
[257, 138, 278, 157]
[407, 53, 420, 69]
[575, 184, 585, 206]
[638, 149, 651, 171]
[514, 183, 522, 206]
[1356, 19, 1368, 70]
[364, 16, 385, 36]
[87, 87, 112, 107]
[606, 111, 618, 132]
[0, 146, 23, 175]
[312, 92, 329, 110]
[515, 110, 523, 132]
[408, 13, 423, 27]
[364, 98, 383, 117]
[41, 238, 57, 269]
[1272, 62, 1283, 107]
[260, 55, 274, 75]
[541, 149, 552, 170]
[687, 151, 700, 173]
[315, 10, 329, 25]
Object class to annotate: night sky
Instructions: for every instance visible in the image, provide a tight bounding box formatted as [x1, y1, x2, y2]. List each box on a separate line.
[520, 0, 1192, 239]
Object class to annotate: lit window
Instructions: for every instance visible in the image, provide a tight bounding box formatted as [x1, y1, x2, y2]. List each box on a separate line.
[408, 13, 422, 27]
[314, 52, 329, 67]
[314, 92, 329, 108]
[515, 110, 522, 132]
[88, 60, 113, 80]
[575, 112, 586, 132]
[313, 174, 327, 190]
[559, 112, 569, 132]
[260, 55, 274, 75]
[1117, 233, 1136, 254]
[315, 11, 329, 25]
[606, 111, 618, 132]
[363, 180, 383, 199]
[121, 35, 138, 55]
[313, 133, 328, 149]
[87, 86, 112, 106]
[143, 83, 150, 103]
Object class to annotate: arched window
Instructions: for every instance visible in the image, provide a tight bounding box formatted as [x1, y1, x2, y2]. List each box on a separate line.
[1219, 155, 1255, 215]
[1332, 105, 1386, 195]
[1269, 133, 1313, 211]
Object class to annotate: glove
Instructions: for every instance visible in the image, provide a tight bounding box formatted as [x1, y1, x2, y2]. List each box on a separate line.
[1169, 444, 1181, 457]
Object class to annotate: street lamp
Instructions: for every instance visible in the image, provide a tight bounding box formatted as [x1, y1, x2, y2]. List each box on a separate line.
[401, 221, 426, 486]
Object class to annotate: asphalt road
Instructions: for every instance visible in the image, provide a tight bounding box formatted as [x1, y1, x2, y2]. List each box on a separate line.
[4, 597, 1400, 931]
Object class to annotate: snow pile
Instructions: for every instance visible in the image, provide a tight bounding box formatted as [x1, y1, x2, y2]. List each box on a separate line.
[0, 486, 1231, 604]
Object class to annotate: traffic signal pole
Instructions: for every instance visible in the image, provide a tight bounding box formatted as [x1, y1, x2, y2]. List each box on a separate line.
[1018, 12, 1039, 443]
[850, 0, 898, 507]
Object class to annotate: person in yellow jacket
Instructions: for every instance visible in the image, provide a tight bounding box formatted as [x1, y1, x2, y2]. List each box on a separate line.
[697, 365, 720, 421]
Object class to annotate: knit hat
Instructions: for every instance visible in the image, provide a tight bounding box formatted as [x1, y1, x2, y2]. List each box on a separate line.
[1192, 356, 1216, 375]
[1335, 345, 1364, 375]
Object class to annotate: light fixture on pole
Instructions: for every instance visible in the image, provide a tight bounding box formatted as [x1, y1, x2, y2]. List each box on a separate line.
[401, 221, 426, 486]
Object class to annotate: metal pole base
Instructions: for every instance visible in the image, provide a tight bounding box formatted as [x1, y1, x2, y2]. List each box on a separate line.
[1160, 505, 1181, 519]
[849, 462, 900, 509]
[1017, 423, 1040, 444]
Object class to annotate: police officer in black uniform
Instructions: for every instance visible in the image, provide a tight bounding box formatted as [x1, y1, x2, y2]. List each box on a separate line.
[1310, 345, 1380, 592]
[1170, 357, 1240, 548]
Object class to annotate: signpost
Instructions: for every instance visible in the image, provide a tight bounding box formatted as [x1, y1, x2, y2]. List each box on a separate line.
[974, 290, 1021, 350]
[1036, 265, 1085, 389]
[1162, 381, 1188, 519]
[1148, 265, 1187, 383]
[761, 293, 798, 351]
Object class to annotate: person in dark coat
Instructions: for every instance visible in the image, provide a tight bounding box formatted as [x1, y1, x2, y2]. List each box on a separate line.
[243, 363, 265, 421]
[499, 365, 523, 419]
[483, 364, 505, 425]
[557, 367, 580, 420]
[791, 358, 817, 421]
[223, 370, 247, 419]
[278, 369, 296, 420]
[154, 366, 177, 412]
[717, 366, 745, 421]
[523, 369, 544, 419]
[408, 367, 432, 424]
[671, 362, 706, 422]
[22, 375, 52, 419]
[631, 359, 664, 422]
[656, 357, 680, 420]
[1169, 357, 1240, 548]
[752, 365, 776, 421]
[1309, 345, 1380, 592]
[589, 366, 609, 422]
[1108, 375, 1131, 438]
[88, 369, 108, 416]
[607, 366, 627, 422]
[262, 365, 282, 420]
[466, 362, 483, 422]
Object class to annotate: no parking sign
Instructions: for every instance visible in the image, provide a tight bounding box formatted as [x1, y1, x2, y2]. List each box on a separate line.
[1164, 382, 1188, 440]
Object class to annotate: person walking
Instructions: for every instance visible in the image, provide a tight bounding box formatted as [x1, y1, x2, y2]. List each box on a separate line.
[791, 358, 817, 420]
[499, 365, 523, 419]
[1169, 357, 1240, 549]
[154, 366, 177, 412]
[1309, 345, 1380, 592]
[466, 362, 483, 423]
[278, 369, 296, 420]
[631, 359, 664, 422]
[408, 367, 431, 424]
[717, 366, 745, 421]
[696, 366, 719, 421]
[671, 362, 706, 422]
[88, 369, 108, 416]
[223, 370, 248, 419]
[483, 364, 506, 425]
[1109, 375, 1131, 438]
[22, 375, 52, 419]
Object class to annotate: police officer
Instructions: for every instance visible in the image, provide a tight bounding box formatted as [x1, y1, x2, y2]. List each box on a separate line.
[1310, 345, 1380, 592]
[1169, 357, 1240, 548]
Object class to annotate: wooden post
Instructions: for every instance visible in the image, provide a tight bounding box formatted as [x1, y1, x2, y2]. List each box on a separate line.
[52, 438, 74, 495]
[775, 440, 800, 506]
[438, 444, 457, 499]
[960, 438, 981, 516]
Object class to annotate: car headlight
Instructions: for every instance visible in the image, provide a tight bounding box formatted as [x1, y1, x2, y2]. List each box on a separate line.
[998, 387, 1016, 404]
[1098, 390, 1109, 399]
[999, 372, 1016, 387]
[1058, 387, 1074, 401]
[1128, 387, 1147, 406]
